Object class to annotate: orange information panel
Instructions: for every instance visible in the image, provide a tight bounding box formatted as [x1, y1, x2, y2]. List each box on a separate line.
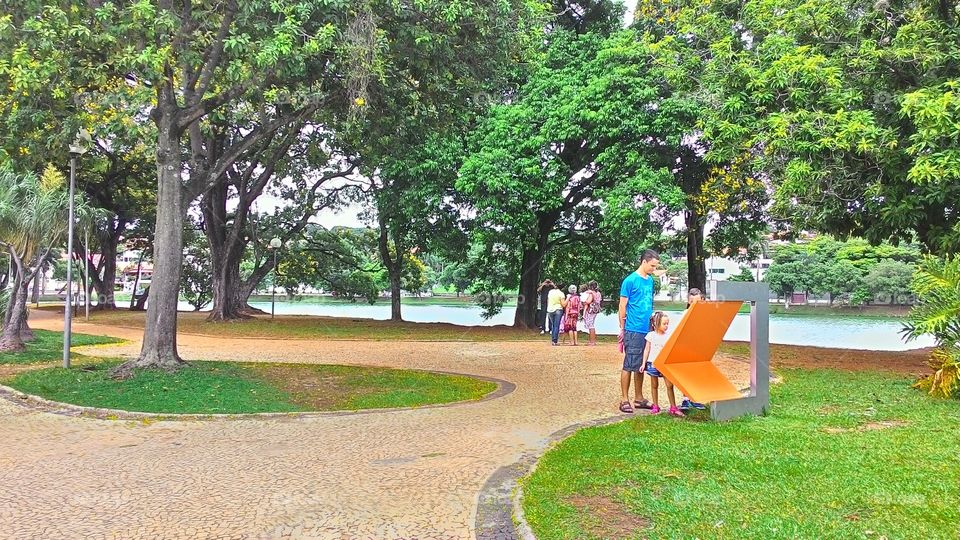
[653, 301, 744, 403]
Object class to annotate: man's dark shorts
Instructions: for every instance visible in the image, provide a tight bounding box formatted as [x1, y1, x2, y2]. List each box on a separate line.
[622, 330, 647, 372]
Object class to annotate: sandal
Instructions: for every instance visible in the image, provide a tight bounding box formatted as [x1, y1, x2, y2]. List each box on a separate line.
[634, 399, 652, 410]
[619, 401, 634, 414]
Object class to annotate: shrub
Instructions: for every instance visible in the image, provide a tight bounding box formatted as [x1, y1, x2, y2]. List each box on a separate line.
[913, 346, 960, 399]
[904, 256, 960, 398]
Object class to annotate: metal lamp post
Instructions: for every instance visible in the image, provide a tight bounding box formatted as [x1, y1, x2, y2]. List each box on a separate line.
[269, 237, 282, 319]
[63, 129, 91, 369]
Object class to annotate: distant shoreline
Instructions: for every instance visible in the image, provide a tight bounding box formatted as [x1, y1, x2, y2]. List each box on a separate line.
[242, 294, 909, 320]
[37, 294, 910, 321]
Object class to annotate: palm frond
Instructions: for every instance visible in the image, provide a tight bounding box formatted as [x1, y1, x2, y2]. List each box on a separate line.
[903, 256, 960, 346]
[913, 345, 960, 399]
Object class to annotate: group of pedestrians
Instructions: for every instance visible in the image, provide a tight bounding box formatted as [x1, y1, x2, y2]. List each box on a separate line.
[535, 249, 704, 416]
[537, 280, 603, 346]
[618, 249, 705, 416]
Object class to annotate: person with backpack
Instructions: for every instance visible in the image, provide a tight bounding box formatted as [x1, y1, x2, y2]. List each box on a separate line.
[564, 284, 582, 345]
[582, 280, 602, 345]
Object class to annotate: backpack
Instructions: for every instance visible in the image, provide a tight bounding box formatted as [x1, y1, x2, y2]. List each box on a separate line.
[587, 291, 602, 314]
[566, 294, 581, 316]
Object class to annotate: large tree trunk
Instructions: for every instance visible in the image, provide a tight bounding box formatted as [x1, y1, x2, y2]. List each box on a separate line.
[136, 174, 186, 367]
[376, 213, 403, 322]
[203, 181, 253, 321]
[134, 286, 150, 310]
[30, 270, 41, 305]
[513, 220, 550, 329]
[208, 261, 251, 320]
[389, 272, 402, 321]
[113, 110, 186, 377]
[513, 246, 544, 328]
[0, 273, 29, 352]
[237, 269, 270, 314]
[95, 229, 121, 309]
[685, 208, 707, 295]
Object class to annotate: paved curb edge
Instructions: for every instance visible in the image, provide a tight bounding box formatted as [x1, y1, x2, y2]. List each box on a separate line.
[474, 412, 633, 540]
[0, 370, 516, 422]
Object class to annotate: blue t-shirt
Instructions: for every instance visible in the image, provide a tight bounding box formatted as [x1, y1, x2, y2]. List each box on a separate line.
[620, 271, 654, 333]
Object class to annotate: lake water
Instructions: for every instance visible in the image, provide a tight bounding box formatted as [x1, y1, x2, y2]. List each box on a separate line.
[177, 300, 935, 351]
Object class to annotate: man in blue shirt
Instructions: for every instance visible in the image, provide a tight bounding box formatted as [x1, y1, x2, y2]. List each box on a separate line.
[619, 249, 662, 413]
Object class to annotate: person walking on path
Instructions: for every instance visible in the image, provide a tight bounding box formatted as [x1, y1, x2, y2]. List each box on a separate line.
[536, 280, 554, 334]
[618, 249, 662, 413]
[546, 283, 566, 346]
[582, 280, 602, 345]
[564, 284, 582, 345]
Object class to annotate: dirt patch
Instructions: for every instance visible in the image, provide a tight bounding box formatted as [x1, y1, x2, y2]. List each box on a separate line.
[861, 420, 910, 431]
[720, 342, 933, 375]
[824, 420, 910, 434]
[0, 362, 53, 381]
[566, 495, 651, 540]
[251, 365, 354, 410]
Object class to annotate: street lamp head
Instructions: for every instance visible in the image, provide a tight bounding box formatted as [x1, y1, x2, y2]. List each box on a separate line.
[269, 237, 282, 249]
[69, 128, 92, 156]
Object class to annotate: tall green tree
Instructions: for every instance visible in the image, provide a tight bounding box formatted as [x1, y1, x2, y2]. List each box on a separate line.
[0, 167, 69, 351]
[6, 1, 367, 373]
[459, 27, 684, 327]
[342, 0, 541, 321]
[631, 3, 776, 293]
[864, 259, 915, 305]
[0, 14, 158, 310]
[199, 123, 356, 321]
[355, 134, 467, 320]
[661, 0, 960, 254]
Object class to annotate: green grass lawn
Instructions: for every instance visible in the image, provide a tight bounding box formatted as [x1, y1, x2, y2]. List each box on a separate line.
[521, 369, 960, 540]
[3, 359, 497, 414]
[0, 329, 123, 364]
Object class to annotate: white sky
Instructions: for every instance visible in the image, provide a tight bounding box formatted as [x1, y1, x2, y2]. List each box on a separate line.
[314, 203, 367, 229]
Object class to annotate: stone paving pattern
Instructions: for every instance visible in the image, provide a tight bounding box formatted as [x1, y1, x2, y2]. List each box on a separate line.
[0, 311, 749, 539]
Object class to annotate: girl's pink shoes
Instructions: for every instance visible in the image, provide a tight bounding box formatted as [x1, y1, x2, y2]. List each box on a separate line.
[648, 405, 685, 417]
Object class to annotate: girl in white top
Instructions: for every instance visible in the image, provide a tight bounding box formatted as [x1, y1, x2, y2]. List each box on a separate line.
[641, 311, 684, 417]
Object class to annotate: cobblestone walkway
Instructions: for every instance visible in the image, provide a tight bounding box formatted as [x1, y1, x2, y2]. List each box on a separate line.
[0, 311, 749, 539]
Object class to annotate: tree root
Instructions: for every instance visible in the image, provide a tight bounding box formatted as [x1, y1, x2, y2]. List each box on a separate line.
[108, 355, 188, 380]
[0, 337, 25, 353]
[206, 310, 255, 322]
[240, 304, 269, 316]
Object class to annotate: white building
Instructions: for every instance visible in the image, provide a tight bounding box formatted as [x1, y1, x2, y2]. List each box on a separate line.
[705, 255, 773, 281]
